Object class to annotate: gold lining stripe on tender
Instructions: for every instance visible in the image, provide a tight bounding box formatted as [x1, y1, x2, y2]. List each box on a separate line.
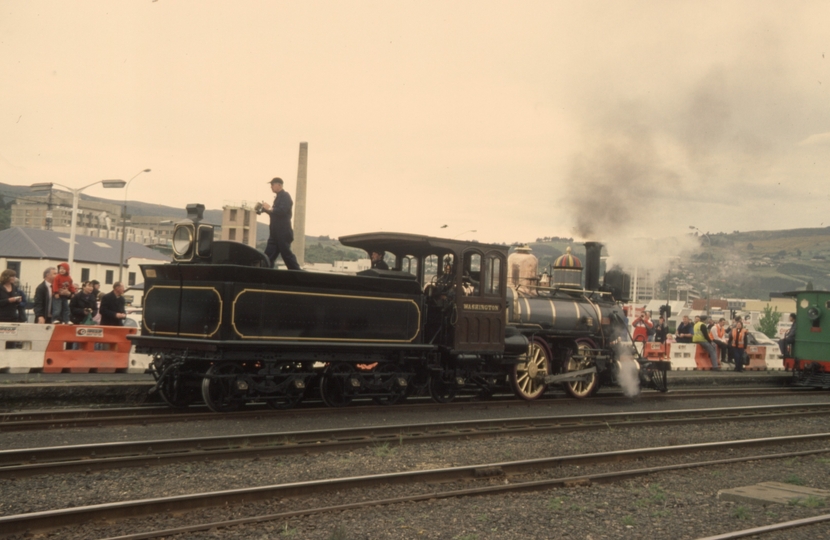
[142, 285, 223, 338]
[231, 288, 421, 342]
[548, 298, 557, 327]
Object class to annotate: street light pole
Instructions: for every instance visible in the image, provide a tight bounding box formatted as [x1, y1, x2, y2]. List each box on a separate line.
[689, 226, 712, 315]
[31, 179, 127, 269]
[119, 169, 151, 283]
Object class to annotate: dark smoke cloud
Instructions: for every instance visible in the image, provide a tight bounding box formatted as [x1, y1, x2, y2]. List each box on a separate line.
[564, 105, 678, 240]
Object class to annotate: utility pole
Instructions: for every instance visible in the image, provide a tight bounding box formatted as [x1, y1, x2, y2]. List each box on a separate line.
[45, 186, 53, 230]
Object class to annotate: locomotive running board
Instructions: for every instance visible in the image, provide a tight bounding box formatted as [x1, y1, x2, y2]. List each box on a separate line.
[544, 367, 597, 384]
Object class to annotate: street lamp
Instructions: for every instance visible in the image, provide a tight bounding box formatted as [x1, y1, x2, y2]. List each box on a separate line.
[31, 180, 126, 268]
[119, 169, 151, 283]
[689, 225, 712, 315]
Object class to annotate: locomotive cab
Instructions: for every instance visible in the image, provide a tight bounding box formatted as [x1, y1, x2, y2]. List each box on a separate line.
[339, 232, 513, 356]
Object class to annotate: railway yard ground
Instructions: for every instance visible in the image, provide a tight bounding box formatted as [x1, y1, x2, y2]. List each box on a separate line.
[1, 371, 829, 539]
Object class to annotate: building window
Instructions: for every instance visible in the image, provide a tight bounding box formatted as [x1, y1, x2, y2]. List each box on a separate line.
[243, 230, 249, 244]
[106, 270, 114, 285]
[229, 228, 236, 241]
[128, 272, 136, 286]
[6, 261, 21, 275]
[81, 268, 90, 282]
[229, 209, 237, 222]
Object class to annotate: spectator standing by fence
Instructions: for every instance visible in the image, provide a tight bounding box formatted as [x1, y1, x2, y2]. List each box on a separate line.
[70, 281, 99, 325]
[33, 267, 56, 324]
[100, 282, 127, 326]
[729, 320, 749, 372]
[0, 269, 24, 323]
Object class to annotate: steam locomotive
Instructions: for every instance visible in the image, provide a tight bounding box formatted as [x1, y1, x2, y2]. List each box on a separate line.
[130, 204, 668, 412]
[782, 290, 830, 388]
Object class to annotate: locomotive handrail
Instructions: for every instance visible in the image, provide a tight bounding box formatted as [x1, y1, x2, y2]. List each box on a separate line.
[532, 285, 613, 296]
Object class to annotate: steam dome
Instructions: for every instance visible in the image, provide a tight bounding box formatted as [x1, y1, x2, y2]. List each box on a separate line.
[552, 246, 583, 288]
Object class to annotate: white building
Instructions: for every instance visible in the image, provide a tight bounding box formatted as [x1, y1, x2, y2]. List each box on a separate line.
[0, 227, 169, 306]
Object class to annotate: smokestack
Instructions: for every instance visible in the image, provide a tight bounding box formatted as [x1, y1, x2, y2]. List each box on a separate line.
[294, 142, 308, 265]
[584, 242, 602, 291]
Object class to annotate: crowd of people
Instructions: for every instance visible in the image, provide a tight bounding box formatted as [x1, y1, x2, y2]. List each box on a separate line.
[630, 308, 795, 372]
[0, 264, 128, 326]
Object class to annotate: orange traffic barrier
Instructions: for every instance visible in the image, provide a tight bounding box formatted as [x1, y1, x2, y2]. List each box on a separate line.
[745, 346, 767, 371]
[643, 342, 670, 361]
[43, 325, 137, 373]
[694, 344, 715, 370]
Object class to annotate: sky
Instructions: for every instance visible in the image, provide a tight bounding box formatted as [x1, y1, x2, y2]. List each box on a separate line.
[2, 1, 829, 255]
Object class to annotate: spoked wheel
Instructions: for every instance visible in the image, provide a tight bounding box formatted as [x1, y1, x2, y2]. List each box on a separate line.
[429, 370, 457, 403]
[320, 362, 357, 407]
[564, 341, 600, 399]
[371, 364, 408, 406]
[510, 339, 550, 400]
[158, 372, 200, 409]
[201, 362, 247, 413]
[262, 362, 307, 410]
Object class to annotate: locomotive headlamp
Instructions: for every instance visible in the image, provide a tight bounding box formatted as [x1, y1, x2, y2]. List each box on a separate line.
[172, 224, 194, 259]
[807, 306, 822, 322]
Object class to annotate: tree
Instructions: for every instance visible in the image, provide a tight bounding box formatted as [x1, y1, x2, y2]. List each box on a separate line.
[757, 304, 780, 338]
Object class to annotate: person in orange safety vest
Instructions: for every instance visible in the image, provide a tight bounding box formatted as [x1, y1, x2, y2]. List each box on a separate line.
[728, 320, 749, 372]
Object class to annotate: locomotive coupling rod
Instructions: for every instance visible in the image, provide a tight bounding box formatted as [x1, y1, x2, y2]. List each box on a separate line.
[544, 367, 597, 384]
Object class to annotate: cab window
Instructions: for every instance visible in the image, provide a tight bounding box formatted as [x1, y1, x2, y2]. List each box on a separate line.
[462, 251, 482, 296]
[484, 254, 503, 295]
[399, 255, 418, 277]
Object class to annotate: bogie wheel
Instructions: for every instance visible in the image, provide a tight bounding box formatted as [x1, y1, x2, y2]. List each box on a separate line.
[429, 370, 457, 403]
[158, 373, 200, 409]
[371, 364, 408, 406]
[201, 362, 247, 413]
[511, 339, 550, 400]
[320, 362, 357, 407]
[564, 341, 600, 399]
[262, 362, 307, 410]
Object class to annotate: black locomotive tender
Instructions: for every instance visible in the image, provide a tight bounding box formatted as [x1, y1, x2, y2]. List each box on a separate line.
[131, 204, 668, 412]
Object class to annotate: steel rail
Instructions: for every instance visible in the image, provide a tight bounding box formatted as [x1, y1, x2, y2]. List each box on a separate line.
[1, 402, 830, 479]
[695, 513, 830, 539]
[2, 434, 829, 537]
[0, 387, 809, 432]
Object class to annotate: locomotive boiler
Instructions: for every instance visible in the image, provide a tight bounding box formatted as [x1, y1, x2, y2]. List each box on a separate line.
[131, 204, 666, 412]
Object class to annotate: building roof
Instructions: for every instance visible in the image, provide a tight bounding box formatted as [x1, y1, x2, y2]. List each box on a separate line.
[0, 227, 169, 265]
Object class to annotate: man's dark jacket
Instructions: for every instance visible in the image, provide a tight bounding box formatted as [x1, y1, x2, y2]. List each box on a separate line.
[99, 291, 125, 326]
[33, 281, 52, 323]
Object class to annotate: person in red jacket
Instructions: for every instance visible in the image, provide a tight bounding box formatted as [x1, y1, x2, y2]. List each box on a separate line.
[51, 262, 76, 324]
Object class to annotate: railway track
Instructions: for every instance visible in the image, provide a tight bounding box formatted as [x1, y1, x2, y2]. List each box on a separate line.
[2, 432, 828, 538]
[0, 386, 815, 432]
[2, 402, 829, 479]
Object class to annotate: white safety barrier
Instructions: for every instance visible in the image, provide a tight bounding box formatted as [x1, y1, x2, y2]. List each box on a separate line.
[763, 345, 785, 370]
[0, 323, 57, 373]
[0, 323, 153, 374]
[669, 342, 698, 370]
[128, 352, 153, 374]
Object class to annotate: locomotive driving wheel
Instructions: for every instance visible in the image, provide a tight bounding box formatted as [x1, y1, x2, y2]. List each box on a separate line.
[201, 362, 247, 413]
[510, 339, 550, 400]
[564, 341, 600, 399]
[320, 362, 358, 407]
